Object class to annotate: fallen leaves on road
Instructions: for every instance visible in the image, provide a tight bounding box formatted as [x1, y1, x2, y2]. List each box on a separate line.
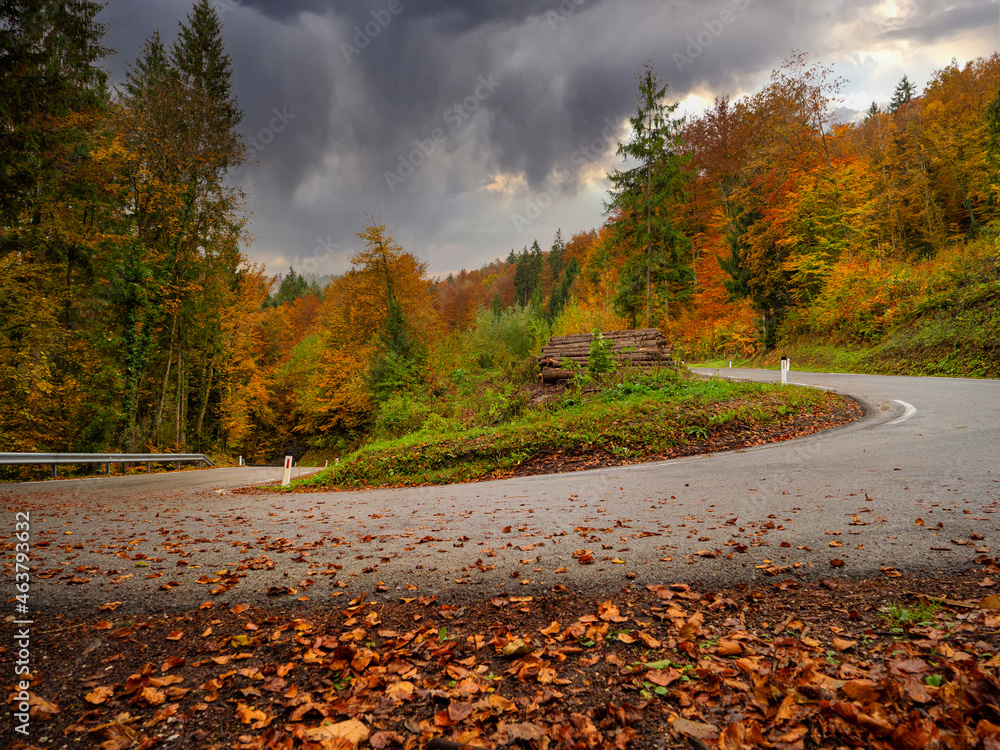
[8, 566, 1000, 750]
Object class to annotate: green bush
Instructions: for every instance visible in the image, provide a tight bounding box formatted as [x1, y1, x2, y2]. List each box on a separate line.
[461, 306, 548, 373]
[483, 384, 530, 426]
[373, 394, 431, 439]
[587, 333, 616, 379]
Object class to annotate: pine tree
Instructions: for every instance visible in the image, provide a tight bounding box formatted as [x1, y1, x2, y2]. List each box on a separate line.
[548, 228, 566, 279]
[170, 0, 242, 137]
[889, 75, 916, 113]
[546, 256, 580, 323]
[606, 61, 691, 327]
[124, 30, 169, 99]
[513, 242, 544, 307]
[269, 267, 309, 307]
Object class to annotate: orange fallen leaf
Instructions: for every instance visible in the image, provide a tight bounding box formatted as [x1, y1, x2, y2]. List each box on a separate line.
[980, 594, 1000, 611]
[236, 702, 272, 730]
[85, 686, 114, 705]
[717, 640, 742, 656]
[161, 655, 185, 672]
[139, 687, 166, 706]
[303, 718, 369, 745]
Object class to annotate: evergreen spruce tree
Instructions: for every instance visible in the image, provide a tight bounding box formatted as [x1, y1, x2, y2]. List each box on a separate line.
[269, 267, 309, 307]
[889, 75, 916, 113]
[548, 228, 566, 279]
[606, 61, 691, 327]
[170, 0, 243, 173]
[513, 242, 544, 307]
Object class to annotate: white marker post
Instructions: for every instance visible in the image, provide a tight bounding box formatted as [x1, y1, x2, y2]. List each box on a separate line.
[780, 356, 790, 385]
[281, 455, 293, 487]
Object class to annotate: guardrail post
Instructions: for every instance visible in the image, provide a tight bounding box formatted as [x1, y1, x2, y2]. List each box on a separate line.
[146, 461, 150, 473]
[51, 464, 57, 479]
[105, 462, 110, 476]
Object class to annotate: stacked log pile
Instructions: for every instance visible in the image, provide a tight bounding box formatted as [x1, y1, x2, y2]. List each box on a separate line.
[537, 328, 673, 383]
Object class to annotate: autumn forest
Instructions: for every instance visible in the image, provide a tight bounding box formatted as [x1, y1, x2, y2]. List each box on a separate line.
[3, 1, 999, 466]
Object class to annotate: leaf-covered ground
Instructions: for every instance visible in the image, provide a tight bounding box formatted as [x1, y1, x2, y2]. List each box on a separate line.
[7, 565, 1000, 749]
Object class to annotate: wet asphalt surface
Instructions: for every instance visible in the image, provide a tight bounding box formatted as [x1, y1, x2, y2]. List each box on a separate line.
[2, 369, 998, 618]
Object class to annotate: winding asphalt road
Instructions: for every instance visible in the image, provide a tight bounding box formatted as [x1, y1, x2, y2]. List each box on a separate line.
[2, 369, 998, 616]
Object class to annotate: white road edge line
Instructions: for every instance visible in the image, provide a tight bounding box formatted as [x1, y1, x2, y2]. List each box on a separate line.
[890, 400, 917, 425]
[789, 382, 834, 391]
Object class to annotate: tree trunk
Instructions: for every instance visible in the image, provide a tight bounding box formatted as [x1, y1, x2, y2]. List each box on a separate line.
[154, 315, 178, 439]
[196, 355, 215, 449]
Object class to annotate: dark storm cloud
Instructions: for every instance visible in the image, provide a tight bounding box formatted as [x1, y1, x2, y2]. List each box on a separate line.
[880, 0, 998, 43]
[231, 0, 557, 31]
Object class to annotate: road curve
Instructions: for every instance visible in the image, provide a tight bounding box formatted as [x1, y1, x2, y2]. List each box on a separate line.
[2, 370, 998, 615]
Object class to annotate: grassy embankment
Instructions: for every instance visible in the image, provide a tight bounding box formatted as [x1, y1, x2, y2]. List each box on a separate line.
[696, 243, 1000, 379]
[292, 372, 845, 491]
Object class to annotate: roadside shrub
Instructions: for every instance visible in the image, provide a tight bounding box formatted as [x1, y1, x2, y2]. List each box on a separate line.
[461, 306, 548, 373]
[587, 333, 616, 379]
[373, 394, 431, 439]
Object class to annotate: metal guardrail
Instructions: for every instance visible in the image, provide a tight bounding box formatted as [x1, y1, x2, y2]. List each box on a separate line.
[0, 453, 214, 479]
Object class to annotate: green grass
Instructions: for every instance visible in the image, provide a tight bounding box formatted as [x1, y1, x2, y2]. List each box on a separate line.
[697, 277, 999, 380]
[881, 600, 941, 628]
[708, 254, 1000, 380]
[859, 278, 1000, 379]
[291, 375, 836, 491]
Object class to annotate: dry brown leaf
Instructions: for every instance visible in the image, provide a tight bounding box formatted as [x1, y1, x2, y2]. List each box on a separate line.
[139, 687, 165, 706]
[85, 686, 114, 705]
[488, 693, 517, 713]
[717, 640, 743, 656]
[385, 680, 414, 701]
[671, 716, 719, 740]
[303, 718, 369, 745]
[979, 594, 1000, 611]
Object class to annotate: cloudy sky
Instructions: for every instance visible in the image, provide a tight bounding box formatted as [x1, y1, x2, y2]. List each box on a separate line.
[99, 0, 999, 279]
